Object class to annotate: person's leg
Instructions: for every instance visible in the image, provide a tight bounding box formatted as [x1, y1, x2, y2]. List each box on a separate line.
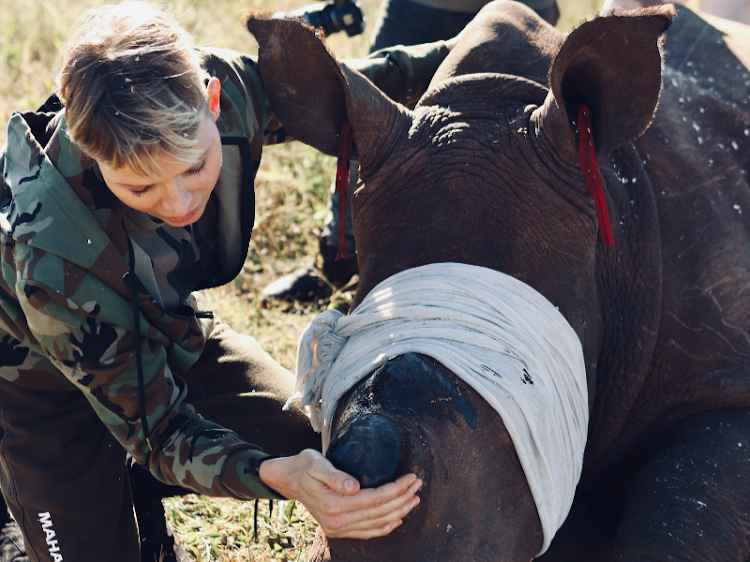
[128, 453, 189, 562]
[181, 322, 320, 456]
[369, 0, 476, 51]
[0, 379, 140, 562]
[370, 0, 559, 45]
[699, 0, 750, 23]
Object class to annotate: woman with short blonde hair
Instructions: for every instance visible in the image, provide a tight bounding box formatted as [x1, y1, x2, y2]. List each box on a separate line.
[0, 2, 458, 559]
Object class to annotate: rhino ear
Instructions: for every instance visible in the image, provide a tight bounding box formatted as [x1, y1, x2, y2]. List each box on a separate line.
[244, 13, 411, 165]
[244, 14, 345, 156]
[538, 6, 674, 156]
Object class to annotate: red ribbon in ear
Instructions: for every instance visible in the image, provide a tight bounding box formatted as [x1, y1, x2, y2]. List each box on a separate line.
[577, 105, 614, 247]
[335, 120, 354, 261]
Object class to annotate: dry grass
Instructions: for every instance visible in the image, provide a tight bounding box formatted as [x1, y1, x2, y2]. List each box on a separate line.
[166, 496, 319, 562]
[0, 0, 600, 559]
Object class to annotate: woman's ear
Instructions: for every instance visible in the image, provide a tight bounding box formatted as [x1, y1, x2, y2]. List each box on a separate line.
[207, 77, 222, 121]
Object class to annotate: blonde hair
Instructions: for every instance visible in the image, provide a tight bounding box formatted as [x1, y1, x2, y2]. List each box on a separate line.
[57, 1, 211, 177]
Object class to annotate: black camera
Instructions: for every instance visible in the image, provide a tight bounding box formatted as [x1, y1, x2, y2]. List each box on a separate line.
[290, 0, 366, 37]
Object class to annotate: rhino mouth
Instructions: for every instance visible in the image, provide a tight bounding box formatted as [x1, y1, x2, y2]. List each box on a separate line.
[288, 262, 588, 554]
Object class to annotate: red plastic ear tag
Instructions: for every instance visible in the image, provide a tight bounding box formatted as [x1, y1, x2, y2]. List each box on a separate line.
[577, 106, 614, 247]
[335, 120, 354, 261]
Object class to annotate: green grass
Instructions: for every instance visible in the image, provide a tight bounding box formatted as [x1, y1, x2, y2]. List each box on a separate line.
[0, 0, 601, 559]
[166, 496, 318, 562]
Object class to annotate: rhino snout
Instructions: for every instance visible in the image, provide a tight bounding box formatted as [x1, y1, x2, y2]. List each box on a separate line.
[327, 414, 403, 488]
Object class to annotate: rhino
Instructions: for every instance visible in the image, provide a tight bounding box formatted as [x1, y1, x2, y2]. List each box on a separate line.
[245, 2, 750, 561]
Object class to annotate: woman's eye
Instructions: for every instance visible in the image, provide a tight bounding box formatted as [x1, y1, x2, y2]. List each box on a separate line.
[132, 186, 151, 197]
[187, 160, 207, 176]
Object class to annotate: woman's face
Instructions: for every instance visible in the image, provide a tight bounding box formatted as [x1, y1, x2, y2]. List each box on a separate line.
[98, 78, 223, 227]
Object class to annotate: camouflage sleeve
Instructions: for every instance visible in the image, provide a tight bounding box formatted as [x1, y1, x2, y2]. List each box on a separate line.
[15, 271, 282, 500]
[342, 40, 450, 107]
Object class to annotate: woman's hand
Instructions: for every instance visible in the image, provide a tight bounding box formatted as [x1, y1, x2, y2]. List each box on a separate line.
[258, 449, 422, 539]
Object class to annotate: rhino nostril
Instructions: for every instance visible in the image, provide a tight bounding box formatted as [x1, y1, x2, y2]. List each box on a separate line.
[327, 414, 402, 488]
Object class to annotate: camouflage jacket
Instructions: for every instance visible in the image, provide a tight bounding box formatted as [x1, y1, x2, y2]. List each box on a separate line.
[0, 43, 448, 500]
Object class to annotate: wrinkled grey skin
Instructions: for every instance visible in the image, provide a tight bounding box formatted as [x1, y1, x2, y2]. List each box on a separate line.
[247, 3, 750, 561]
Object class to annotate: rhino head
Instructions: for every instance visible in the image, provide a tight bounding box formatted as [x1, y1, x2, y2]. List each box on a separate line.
[247, 2, 673, 560]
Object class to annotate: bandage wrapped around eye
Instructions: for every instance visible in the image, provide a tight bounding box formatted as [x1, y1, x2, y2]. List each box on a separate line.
[287, 263, 588, 556]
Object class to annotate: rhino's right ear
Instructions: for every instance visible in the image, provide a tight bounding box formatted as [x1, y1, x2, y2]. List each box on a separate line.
[244, 13, 411, 166]
[534, 5, 674, 157]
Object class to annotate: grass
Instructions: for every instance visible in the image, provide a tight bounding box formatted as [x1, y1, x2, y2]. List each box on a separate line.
[0, 0, 600, 559]
[166, 496, 318, 562]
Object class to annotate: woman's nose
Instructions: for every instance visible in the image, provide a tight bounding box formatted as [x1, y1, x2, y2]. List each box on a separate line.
[161, 180, 193, 215]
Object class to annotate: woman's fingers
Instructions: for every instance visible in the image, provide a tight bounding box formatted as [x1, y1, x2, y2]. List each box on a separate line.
[259, 451, 424, 540]
[324, 497, 421, 539]
[318, 476, 423, 539]
[305, 452, 361, 496]
[330, 517, 404, 540]
[310, 464, 419, 509]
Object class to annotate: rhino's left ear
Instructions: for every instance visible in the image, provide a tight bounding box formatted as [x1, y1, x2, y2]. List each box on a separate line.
[244, 13, 412, 167]
[535, 6, 674, 156]
[244, 13, 346, 156]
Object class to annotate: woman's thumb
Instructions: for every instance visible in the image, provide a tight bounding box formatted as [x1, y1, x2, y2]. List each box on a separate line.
[312, 458, 360, 495]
